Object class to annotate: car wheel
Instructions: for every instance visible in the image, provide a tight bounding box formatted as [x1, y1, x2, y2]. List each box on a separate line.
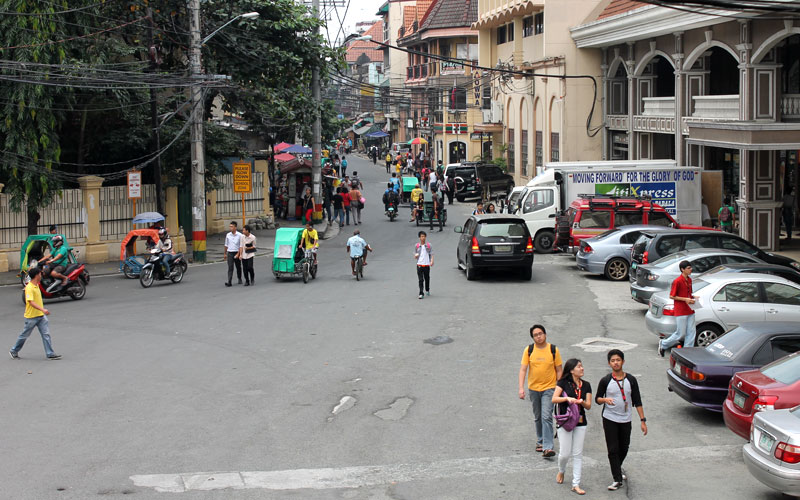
[466, 256, 477, 281]
[695, 324, 723, 347]
[456, 195, 465, 202]
[604, 258, 629, 281]
[520, 266, 532, 281]
[534, 231, 554, 254]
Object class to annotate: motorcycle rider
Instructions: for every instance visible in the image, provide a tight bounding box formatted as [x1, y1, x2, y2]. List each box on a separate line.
[155, 228, 174, 276]
[38, 235, 69, 288]
[383, 182, 400, 213]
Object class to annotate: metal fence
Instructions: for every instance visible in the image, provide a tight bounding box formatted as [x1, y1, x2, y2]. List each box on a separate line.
[100, 184, 156, 240]
[0, 189, 86, 248]
[216, 172, 264, 217]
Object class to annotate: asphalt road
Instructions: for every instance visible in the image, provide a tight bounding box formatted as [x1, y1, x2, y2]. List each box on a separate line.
[0, 155, 786, 500]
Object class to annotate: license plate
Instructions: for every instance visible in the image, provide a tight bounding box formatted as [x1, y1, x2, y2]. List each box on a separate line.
[631, 262, 638, 270]
[631, 290, 637, 298]
[650, 304, 659, 315]
[759, 431, 775, 452]
[734, 392, 746, 409]
[494, 245, 512, 253]
[673, 362, 681, 375]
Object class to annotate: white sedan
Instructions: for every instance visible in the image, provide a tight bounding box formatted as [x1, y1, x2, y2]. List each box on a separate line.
[645, 273, 800, 347]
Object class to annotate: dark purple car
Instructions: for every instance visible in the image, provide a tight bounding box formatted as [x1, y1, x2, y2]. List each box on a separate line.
[667, 322, 800, 411]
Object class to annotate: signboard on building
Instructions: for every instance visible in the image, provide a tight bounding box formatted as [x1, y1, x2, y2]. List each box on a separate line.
[232, 162, 252, 193]
[470, 132, 483, 141]
[127, 171, 141, 199]
[440, 60, 464, 75]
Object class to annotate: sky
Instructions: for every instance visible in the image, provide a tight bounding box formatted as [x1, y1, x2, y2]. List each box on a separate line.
[319, 0, 385, 47]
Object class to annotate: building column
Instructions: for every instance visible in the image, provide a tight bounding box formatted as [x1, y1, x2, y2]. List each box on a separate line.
[601, 49, 609, 161]
[77, 175, 107, 264]
[738, 149, 783, 250]
[626, 52, 636, 159]
[673, 33, 685, 165]
[737, 20, 753, 121]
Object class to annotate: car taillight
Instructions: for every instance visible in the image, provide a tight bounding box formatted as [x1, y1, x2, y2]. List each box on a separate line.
[749, 422, 754, 442]
[646, 272, 659, 281]
[525, 236, 533, 253]
[583, 244, 593, 254]
[471, 236, 480, 255]
[669, 355, 676, 368]
[775, 442, 800, 464]
[662, 304, 675, 316]
[643, 251, 649, 264]
[753, 395, 778, 412]
[683, 366, 706, 381]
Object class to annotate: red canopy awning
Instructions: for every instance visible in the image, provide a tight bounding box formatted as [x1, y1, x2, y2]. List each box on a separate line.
[274, 142, 293, 153]
[274, 152, 296, 162]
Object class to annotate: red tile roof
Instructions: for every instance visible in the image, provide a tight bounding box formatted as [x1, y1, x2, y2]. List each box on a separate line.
[346, 20, 384, 63]
[597, 0, 647, 19]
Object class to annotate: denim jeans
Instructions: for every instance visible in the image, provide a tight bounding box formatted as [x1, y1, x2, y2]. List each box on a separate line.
[529, 387, 555, 450]
[334, 208, 345, 225]
[11, 316, 55, 357]
[660, 313, 697, 349]
[557, 425, 587, 488]
[343, 206, 351, 224]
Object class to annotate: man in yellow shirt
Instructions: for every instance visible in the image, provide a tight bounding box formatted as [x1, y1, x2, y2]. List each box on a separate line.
[10, 267, 61, 360]
[518, 324, 562, 457]
[299, 222, 319, 266]
[410, 184, 424, 222]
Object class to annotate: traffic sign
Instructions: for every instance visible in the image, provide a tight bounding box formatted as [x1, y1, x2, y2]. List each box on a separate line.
[127, 171, 142, 199]
[232, 162, 252, 193]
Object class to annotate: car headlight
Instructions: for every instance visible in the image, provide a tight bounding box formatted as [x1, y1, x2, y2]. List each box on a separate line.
[791, 261, 800, 270]
[646, 273, 659, 281]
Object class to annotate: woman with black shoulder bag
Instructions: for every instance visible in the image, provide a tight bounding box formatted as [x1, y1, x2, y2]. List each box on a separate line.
[552, 358, 592, 495]
[241, 225, 257, 286]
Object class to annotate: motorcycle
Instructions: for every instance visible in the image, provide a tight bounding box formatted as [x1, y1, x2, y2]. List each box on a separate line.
[139, 249, 187, 288]
[20, 260, 88, 304]
[385, 201, 398, 221]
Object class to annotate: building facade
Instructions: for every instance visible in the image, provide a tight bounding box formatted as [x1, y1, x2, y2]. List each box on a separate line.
[572, 0, 800, 250]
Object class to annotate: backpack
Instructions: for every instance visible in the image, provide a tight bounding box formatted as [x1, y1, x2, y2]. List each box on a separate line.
[720, 206, 732, 223]
[415, 242, 431, 252]
[527, 343, 557, 362]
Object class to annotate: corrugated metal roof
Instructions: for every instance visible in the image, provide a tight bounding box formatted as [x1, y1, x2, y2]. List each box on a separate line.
[597, 0, 647, 19]
[421, 0, 477, 31]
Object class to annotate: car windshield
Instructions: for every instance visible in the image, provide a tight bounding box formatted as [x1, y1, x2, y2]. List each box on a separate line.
[761, 353, 800, 385]
[478, 222, 527, 238]
[692, 279, 711, 292]
[652, 251, 690, 269]
[595, 229, 620, 240]
[702, 265, 728, 277]
[705, 326, 757, 359]
[454, 167, 475, 178]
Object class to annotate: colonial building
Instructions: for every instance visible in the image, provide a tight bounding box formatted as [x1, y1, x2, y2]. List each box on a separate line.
[473, 0, 604, 186]
[398, 0, 481, 165]
[572, 0, 800, 250]
[342, 20, 385, 117]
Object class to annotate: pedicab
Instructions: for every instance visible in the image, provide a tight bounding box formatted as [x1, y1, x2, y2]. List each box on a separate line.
[18, 234, 88, 287]
[414, 191, 447, 228]
[401, 176, 418, 203]
[272, 227, 317, 283]
[119, 228, 160, 278]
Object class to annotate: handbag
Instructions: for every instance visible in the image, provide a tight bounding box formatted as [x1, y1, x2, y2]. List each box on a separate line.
[554, 401, 581, 431]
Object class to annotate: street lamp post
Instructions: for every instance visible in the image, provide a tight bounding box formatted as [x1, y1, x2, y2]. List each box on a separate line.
[188, 3, 259, 263]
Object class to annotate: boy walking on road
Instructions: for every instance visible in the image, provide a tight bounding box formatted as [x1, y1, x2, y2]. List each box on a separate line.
[414, 231, 433, 299]
[10, 267, 61, 360]
[595, 349, 647, 491]
[518, 324, 562, 458]
[659, 260, 696, 355]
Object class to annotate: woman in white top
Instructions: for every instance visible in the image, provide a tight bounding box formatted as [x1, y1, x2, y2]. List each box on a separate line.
[241, 225, 257, 286]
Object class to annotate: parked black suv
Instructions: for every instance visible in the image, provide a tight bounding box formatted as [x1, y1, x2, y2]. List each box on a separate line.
[454, 214, 534, 281]
[631, 229, 800, 271]
[446, 162, 514, 202]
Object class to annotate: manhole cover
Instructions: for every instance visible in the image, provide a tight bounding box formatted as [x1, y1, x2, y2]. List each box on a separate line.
[572, 337, 637, 352]
[424, 335, 453, 345]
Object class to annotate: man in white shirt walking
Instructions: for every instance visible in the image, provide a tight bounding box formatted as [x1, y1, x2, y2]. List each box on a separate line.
[414, 231, 434, 299]
[224, 221, 243, 287]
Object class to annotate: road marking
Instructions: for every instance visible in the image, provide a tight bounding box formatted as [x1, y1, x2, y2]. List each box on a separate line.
[130, 445, 739, 493]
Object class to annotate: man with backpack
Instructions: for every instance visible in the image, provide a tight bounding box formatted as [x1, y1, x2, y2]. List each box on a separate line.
[718, 197, 735, 233]
[518, 324, 563, 458]
[414, 231, 433, 299]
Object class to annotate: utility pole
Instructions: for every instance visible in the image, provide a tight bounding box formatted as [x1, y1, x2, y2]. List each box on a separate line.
[189, 0, 206, 263]
[311, 0, 322, 210]
[146, 8, 164, 216]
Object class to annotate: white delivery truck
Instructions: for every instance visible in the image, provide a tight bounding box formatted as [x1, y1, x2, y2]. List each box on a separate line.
[517, 160, 703, 252]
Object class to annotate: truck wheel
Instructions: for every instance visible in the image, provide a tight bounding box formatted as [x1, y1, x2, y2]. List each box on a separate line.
[534, 231, 554, 254]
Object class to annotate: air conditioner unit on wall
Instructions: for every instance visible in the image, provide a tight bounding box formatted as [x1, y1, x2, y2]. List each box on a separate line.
[483, 102, 503, 123]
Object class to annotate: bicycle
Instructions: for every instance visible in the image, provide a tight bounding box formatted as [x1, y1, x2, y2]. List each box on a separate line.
[303, 248, 318, 283]
[354, 254, 365, 281]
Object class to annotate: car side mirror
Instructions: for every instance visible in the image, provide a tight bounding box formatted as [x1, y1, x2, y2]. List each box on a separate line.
[454, 226, 463, 233]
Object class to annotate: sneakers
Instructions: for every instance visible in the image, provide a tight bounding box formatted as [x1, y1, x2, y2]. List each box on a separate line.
[47, 354, 62, 360]
[607, 481, 623, 491]
[224, 282, 232, 287]
[9, 350, 18, 360]
[658, 344, 665, 357]
[542, 449, 556, 458]
[418, 293, 424, 299]
[622, 474, 627, 481]
[426, 291, 430, 296]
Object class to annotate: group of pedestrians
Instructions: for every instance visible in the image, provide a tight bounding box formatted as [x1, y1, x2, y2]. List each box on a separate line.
[519, 324, 647, 495]
[223, 221, 257, 287]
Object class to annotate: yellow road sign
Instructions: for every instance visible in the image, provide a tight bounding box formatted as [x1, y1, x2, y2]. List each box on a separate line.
[233, 162, 252, 193]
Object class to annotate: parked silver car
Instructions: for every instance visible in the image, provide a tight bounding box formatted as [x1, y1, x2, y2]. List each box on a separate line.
[645, 273, 800, 347]
[743, 405, 800, 497]
[630, 249, 763, 304]
[575, 225, 673, 281]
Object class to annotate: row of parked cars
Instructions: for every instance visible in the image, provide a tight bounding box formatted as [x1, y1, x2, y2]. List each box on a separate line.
[568, 196, 800, 497]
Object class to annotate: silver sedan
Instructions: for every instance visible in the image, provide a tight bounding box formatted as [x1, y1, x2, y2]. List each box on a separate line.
[645, 273, 800, 347]
[630, 249, 762, 304]
[575, 225, 673, 281]
[743, 405, 800, 497]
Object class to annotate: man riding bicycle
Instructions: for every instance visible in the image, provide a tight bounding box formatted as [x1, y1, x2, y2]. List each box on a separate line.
[346, 229, 372, 277]
[38, 235, 69, 287]
[299, 222, 319, 266]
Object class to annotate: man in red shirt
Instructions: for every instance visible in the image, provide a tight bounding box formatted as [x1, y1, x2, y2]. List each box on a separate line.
[658, 260, 696, 357]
